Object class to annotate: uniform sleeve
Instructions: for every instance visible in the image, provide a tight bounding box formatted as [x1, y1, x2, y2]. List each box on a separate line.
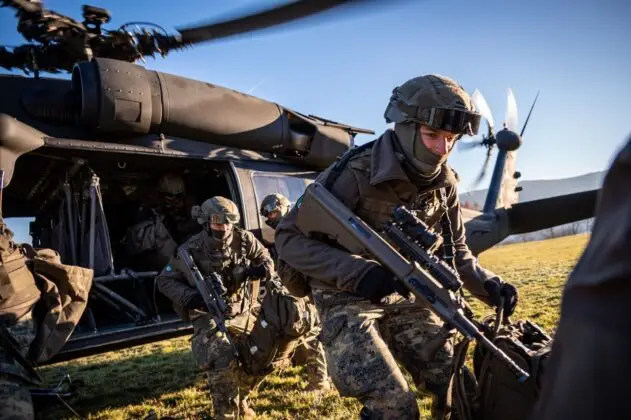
[446, 185, 498, 305]
[243, 231, 275, 282]
[274, 166, 381, 292]
[530, 136, 631, 420]
[155, 253, 199, 307]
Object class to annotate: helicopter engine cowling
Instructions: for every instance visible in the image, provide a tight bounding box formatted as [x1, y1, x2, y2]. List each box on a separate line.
[71, 58, 353, 169]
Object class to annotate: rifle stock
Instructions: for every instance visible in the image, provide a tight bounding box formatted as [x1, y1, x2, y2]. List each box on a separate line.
[177, 246, 240, 360]
[294, 182, 529, 382]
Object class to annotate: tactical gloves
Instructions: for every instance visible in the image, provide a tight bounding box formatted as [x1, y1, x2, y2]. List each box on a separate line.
[483, 278, 519, 317]
[247, 264, 267, 279]
[355, 265, 410, 304]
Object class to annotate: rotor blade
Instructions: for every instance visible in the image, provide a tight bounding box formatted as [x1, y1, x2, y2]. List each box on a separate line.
[471, 88, 494, 131]
[519, 91, 540, 137]
[506, 189, 599, 235]
[505, 88, 518, 131]
[470, 147, 494, 190]
[176, 0, 410, 46]
[457, 139, 484, 152]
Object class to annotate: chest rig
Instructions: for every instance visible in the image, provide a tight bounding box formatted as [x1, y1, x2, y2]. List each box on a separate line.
[192, 229, 249, 296]
[323, 141, 457, 273]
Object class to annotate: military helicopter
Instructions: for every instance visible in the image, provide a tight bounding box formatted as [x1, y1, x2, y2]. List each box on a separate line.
[0, 0, 597, 376]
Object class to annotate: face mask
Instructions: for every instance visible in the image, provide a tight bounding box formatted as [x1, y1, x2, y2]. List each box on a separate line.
[211, 228, 231, 241]
[265, 218, 280, 229]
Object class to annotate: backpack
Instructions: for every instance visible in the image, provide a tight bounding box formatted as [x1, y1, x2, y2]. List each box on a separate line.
[453, 314, 552, 420]
[241, 279, 317, 375]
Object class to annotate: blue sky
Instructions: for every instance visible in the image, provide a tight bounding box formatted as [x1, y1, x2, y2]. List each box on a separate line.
[2, 0, 630, 242]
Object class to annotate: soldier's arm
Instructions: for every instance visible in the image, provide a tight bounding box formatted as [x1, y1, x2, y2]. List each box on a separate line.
[275, 167, 382, 292]
[242, 230, 275, 282]
[445, 185, 499, 306]
[155, 254, 200, 306]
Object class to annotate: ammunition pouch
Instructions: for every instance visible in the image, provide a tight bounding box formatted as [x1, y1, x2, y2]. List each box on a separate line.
[0, 241, 40, 322]
[241, 280, 316, 375]
[453, 316, 552, 420]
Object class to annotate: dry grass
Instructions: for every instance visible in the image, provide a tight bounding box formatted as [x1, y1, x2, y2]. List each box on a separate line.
[35, 234, 590, 419]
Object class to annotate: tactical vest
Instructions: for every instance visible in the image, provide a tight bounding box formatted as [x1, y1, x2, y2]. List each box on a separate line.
[185, 228, 253, 318]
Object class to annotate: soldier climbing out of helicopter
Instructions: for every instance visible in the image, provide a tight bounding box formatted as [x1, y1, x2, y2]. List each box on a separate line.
[122, 172, 200, 272]
[259, 193, 331, 393]
[156, 196, 319, 418]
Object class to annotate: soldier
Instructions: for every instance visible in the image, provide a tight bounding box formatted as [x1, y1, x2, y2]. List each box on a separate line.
[530, 135, 631, 420]
[156, 196, 301, 418]
[259, 193, 331, 393]
[275, 74, 519, 419]
[122, 172, 199, 271]
[0, 219, 39, 419]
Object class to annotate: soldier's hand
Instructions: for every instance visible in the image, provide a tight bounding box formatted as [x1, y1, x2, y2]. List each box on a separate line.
[355, 265, 410, 304]
[185, 293, 205, 311]
[483, 278, 519, 317]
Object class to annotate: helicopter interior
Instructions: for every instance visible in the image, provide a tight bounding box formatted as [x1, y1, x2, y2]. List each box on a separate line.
[11, 147, 242, 335]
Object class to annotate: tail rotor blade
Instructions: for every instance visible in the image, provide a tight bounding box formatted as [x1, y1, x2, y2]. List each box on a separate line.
[505, 88, 518, 131]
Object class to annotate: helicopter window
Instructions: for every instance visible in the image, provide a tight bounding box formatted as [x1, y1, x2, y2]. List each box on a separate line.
[251, 173, 315, 208]
[251, 172, 316, 243]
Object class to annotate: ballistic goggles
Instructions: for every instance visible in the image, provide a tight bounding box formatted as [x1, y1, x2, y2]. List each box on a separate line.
[401, 104, 481, 136]
[210, 212, 239, 224]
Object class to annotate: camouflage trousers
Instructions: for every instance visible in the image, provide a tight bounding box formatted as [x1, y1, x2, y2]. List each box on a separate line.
[292, 326, 330, 391]
[191, 310, 265, 419]
[312, 289, 455, 420]
[0, 313, 37, 420]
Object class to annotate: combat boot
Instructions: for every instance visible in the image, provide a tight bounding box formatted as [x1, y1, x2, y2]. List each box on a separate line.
[239, 396, 256, 419]
[207, 367, 240, 419]
[304, 341, 331, 393]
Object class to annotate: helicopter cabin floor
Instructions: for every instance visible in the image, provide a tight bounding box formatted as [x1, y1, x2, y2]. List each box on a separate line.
[4, 147, 243, 362]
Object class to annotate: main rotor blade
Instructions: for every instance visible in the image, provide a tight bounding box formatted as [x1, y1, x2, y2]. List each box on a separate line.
[471, 88, 495, 131]
[176, 0, 408, 46]
[520, 91, 540, 137]
[505, 88, 518, 131]
[506, 189, 599, 235]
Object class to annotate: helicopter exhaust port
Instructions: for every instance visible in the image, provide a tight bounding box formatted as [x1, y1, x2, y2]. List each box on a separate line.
[70, 57, 358, 169]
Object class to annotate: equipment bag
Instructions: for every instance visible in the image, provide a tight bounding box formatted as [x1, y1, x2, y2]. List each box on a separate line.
[242, 279, 316, 375]
[453, 310, 553, 420]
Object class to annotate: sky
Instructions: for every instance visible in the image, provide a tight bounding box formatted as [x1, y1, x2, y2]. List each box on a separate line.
[1, 0, 630, 242]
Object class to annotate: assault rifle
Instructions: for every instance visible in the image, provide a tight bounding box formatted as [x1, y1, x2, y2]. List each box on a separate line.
[294, 182, 530, 382]
[177, 247, 239, 359]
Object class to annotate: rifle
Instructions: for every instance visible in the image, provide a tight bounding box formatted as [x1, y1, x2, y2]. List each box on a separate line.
[177, 246, 240, 360]
[293, 182, 530, 382]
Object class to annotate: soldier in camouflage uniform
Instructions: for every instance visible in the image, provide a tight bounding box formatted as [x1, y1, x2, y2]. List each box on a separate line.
[259, 193, 331, 393]
[123, 173, 200, 271]
[156, 196, 275, 418]
[0, 218, 40, 420]
[275, 75, 519, 419]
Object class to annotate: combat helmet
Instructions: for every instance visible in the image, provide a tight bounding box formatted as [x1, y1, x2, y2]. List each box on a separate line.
[384, 74, 482, 175]
[157, 173, 185, 195]
[191, 196, 240, 225]
[260, 193, 292, 219]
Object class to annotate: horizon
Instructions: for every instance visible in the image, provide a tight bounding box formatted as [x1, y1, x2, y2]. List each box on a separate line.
[1, 0, 629, 243]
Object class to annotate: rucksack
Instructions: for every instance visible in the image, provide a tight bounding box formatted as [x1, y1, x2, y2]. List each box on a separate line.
[241, 279, 317, 375]
[453, 314, 552, 420]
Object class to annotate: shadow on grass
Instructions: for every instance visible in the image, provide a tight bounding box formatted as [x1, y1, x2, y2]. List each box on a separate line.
[34, 345, 204, 419]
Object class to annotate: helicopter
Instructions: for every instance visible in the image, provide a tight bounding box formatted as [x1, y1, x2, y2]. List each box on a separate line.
[0, 0, 597, 384]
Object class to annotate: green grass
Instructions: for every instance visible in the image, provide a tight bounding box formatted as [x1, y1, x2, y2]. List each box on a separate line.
[35, 234, 590, 419]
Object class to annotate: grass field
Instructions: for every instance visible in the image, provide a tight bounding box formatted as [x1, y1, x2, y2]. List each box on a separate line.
[35, 234, 590, 420]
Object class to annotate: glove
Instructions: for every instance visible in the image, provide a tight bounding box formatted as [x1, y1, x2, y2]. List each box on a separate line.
[483, 278, 519, 317]
[247, 264, 267, 279]
[355, 265, 410, 304]
[184, 292, 206, 311]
